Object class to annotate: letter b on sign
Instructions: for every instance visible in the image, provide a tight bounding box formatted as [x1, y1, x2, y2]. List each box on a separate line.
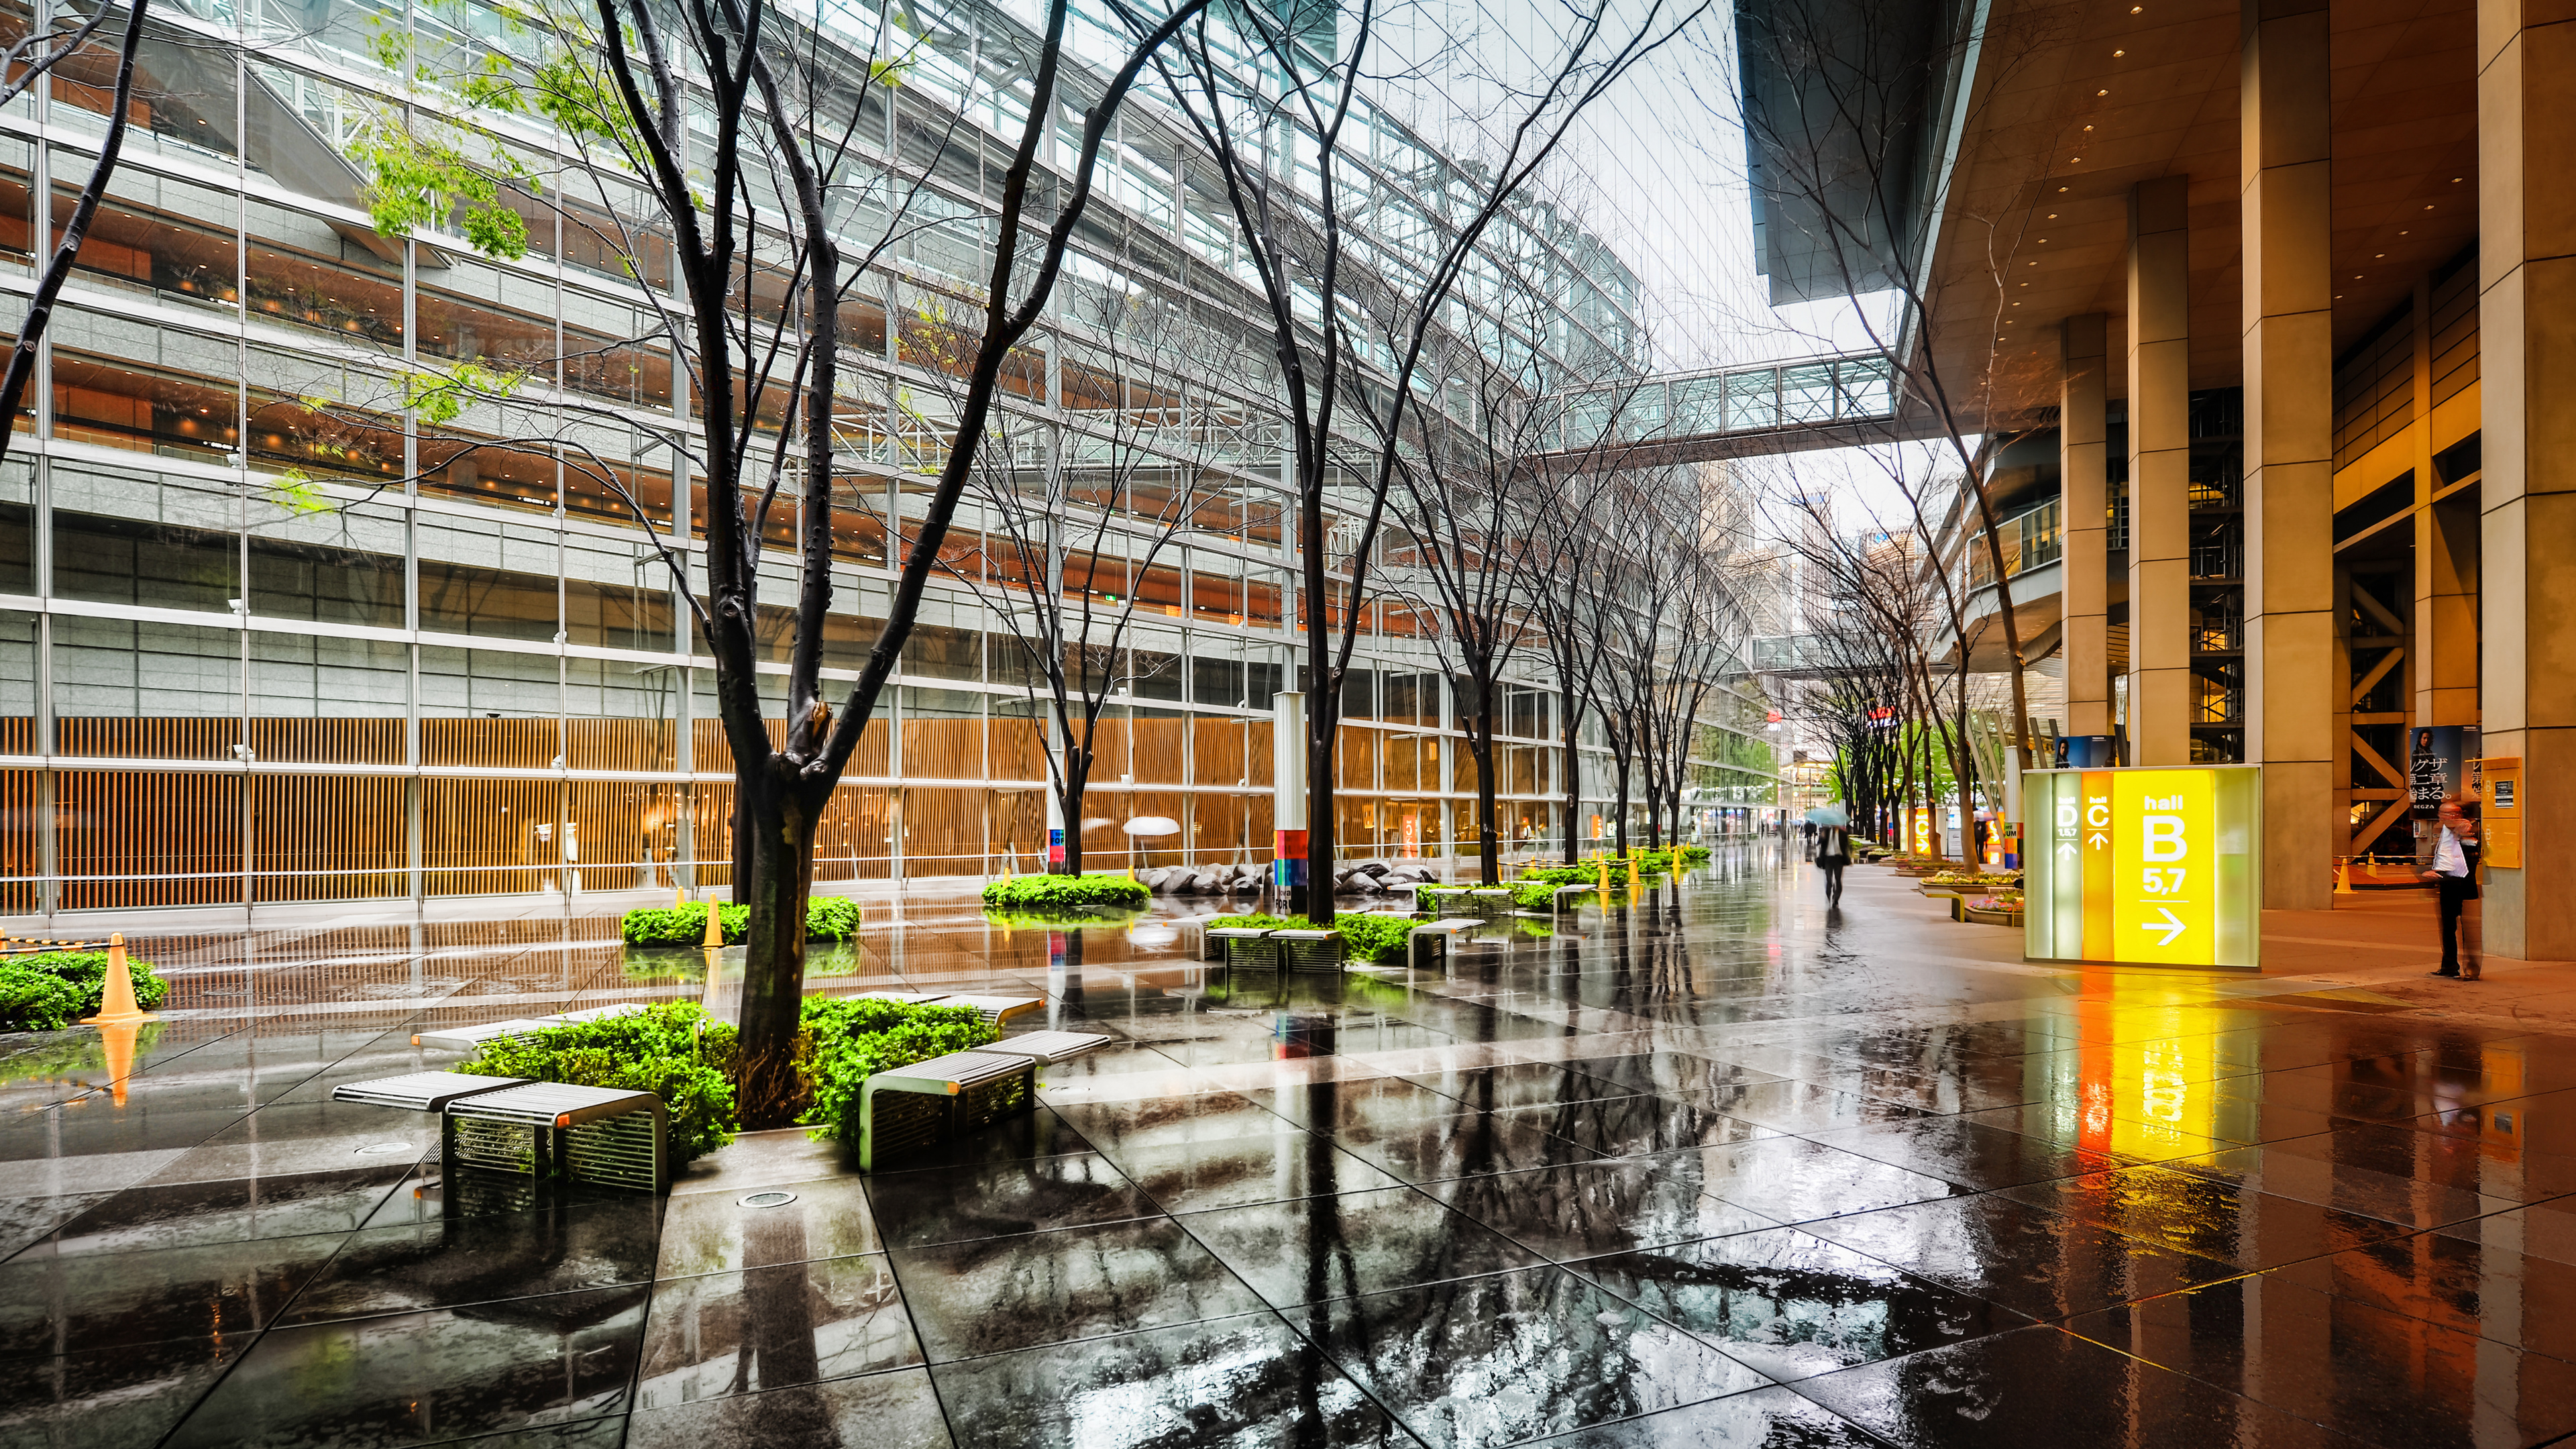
[2142, 814, 2186, 862]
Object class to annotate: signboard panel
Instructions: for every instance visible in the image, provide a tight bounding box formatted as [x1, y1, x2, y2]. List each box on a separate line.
[2026, 765, 2261, 970]
[2481, 757, 2522, 869]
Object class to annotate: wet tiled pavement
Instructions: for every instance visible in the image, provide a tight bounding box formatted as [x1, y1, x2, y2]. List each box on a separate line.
[3, 847, 2573, 1446]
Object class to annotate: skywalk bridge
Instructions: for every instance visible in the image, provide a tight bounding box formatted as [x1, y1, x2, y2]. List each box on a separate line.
[1539, 351, 1926, 468]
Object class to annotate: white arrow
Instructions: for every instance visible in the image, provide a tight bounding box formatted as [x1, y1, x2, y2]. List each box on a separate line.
[2087, 832, 2110, 849]
[2056, 841, 2078, 859]
[2142, 907, 2186, 946]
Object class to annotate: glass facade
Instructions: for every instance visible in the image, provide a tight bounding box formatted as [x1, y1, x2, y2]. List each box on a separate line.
[0, 0, 1778, 912]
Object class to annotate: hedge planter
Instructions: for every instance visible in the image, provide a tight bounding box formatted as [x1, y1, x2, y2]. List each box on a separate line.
[1203, 912, 1413, 965]
[620, 897, 863, 947]
[0, 951, 170, 1033]
[453, 1002, 741, 1163]
[979, 873, 1150, 916]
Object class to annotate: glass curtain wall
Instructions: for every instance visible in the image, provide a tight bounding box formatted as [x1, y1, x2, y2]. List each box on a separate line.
[0, 0, 1778, 912]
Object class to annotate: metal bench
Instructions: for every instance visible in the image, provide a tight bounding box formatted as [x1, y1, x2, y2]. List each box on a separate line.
[332, 1071, 529, 1112]
[853, 991, 949, 1004]
[542, 1003, 650, 1026]
[1409, 918, 1482, 971]
[857, 1049, 1038, 1172]
[411, 1018, 560, 1052]
[1552, 883, 1603, 916]
[1178, 914, 1252, 962]
[941, 994, 1045, 1028]
[445, 1081, 670, 1194]
[981, 1030, 1113, 1065]
[1206, 926, 1277, 969]
[1271, 928, 1342, 971]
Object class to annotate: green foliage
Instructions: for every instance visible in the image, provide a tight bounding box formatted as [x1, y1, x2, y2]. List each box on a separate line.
[267, 470, 329, 515]
[454, 1002, 738, 1163]
[619, 897, 862, 946]
[1422, 881, 1559, 912]
[1203, 912, 1410, 963]
[796, 997, 996, 1144]
[807, 896, 863, 942]
[352, 121, 532, 260]
[400, 360, 526, 427]
[0, 951, 169, 1033]
[979, 873, 1150, 914]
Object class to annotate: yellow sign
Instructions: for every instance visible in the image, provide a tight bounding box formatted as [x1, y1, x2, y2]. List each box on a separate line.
[2480, 757, 2522, 869]
[2026, 765, 2261, 970]
[2110, 771, 2218, 966]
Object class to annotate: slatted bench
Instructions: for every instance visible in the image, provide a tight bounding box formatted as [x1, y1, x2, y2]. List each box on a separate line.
[1271, 928, 1343, 971]
[543, 1004, 650, 1026]
[1552, 883, 1603, 916]
[857, 1049, 1038, 1172]
[446, 1081, 669, 1194]
[1205, 926, 1277, 969]
[1409, 918, 1483, 971]
[981, 1030, 1113, 1066]
[332, 1071, 529, 1112]
[941, 994, 1046, 1028]
[411, 1019, 559, 1052]
[1177, 914, 1246, 961]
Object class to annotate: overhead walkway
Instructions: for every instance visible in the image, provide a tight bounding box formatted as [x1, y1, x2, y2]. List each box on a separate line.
[1540, 351, 1925, 468]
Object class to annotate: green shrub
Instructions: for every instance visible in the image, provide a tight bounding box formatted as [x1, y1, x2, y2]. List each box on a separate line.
[454, 1002, 740, 1163]
[1422, 881, 1558, 912]
[1202, 912, 1411, 964]
[619, 898, 862, 946]
[807, 896, 863, 941]
[979, 873, 1149, 914]
[0, 951, 170, 1033]
[796, 996, 996, 1144]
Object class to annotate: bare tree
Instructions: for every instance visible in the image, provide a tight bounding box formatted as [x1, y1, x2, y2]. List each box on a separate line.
[345, 0, 1215, 1124]
[1144, 0, 1705, 920]
[918, 252, 1232, 875]
[0, 0, 150, 471]
[1720, 0, 2070, 776]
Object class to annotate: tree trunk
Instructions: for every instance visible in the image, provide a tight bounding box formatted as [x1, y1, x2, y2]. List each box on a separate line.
[1056, 743, 1091, 875]
[1561, 688, 1583, 865]
[1613, 755, 1631, 857]
[734, 771, 817, 1129]
[1473, 748, 1501, 885]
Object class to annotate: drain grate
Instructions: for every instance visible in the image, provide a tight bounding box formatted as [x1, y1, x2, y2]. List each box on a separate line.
[739, 1191, 798, 1209]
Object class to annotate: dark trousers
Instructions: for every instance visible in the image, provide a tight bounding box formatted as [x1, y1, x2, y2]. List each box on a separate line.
[2437, 874, 2479, 973]
[1821, 861, 1845, 906]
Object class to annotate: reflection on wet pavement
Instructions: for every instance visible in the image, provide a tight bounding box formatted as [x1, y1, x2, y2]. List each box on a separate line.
[3, 847, 2573, 1445]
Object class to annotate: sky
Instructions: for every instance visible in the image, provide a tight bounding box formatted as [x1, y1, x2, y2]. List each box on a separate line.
[1359, 0, 1937, 531]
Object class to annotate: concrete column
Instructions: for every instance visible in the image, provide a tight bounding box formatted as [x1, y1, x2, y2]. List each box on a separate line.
[2413, 276, 2481, 731]
[2061, 315, 2112, 739]
[2241, 0, 2337, 910]
[2477, 0, 2576, 960]
[2127, 176, 2192, 765]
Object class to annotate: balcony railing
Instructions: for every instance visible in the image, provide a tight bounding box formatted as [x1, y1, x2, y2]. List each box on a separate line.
[1965, 498, 2063, 590]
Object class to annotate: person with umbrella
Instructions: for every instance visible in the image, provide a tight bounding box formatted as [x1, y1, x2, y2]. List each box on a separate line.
[1807, 806, 1851, 908]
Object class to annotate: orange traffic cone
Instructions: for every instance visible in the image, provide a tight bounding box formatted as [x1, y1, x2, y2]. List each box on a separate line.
[2334, 857, 2355, 895]
[80, 934, 155, 1026]
[702, 902, 724, 949]
[672, 884, 686, 910]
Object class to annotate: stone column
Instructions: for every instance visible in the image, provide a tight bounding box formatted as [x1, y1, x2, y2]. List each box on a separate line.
[2127, 176, 2192, 765]
[2241, 0, 2336, 910]
[2415, 276, 2479, 730]
[2477, 0, 2576, 960]
[2062, 315, 2112, 739]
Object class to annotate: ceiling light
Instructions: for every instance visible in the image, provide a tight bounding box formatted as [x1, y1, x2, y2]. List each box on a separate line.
[2113, 49, 2125, 56]
[2097, 89, 2109, 96]
[2375, 253, 2385, 258]
[2047, 213, 2059, 219]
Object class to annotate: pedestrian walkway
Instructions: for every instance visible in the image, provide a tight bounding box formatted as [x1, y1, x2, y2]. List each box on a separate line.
[3, 843, 2572, 1446]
